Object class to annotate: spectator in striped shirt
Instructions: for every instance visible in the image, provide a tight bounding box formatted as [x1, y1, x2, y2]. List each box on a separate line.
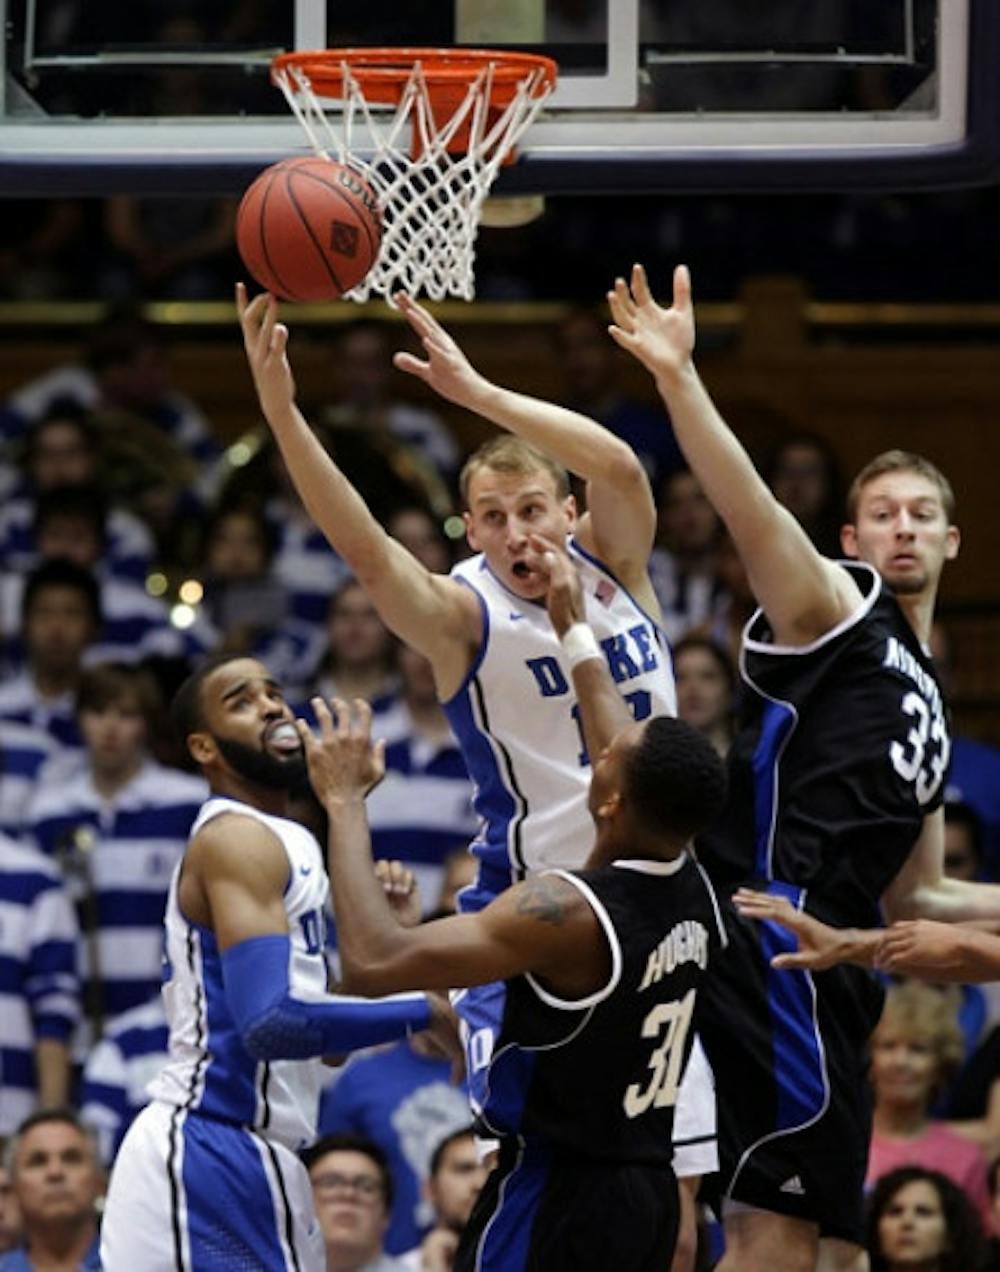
[0, 722, 56, 843]
[363, 644, 479, 914]
[1, 488, 188, 671]
[79, 995, 168, 1167]
[26, 663, 206, 1043]
[0, 561, 100, 753]
[0, 403, 154, 586]
[0, 833, 80, 1138]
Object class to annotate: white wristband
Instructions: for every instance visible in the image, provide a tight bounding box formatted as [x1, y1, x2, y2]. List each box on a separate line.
[561, 622, 601, 669]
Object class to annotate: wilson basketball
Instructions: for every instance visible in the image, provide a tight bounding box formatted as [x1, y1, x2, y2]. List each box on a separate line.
[236, 157, 382, 302]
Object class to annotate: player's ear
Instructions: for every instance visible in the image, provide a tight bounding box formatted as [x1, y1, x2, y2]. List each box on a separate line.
[563, 493, 577, 528]
[596, 790, 623, 821]
[944, 524, 960, 561]
[187, 730, 216, 766]
[463, 509, 479, 551]
[840, 523, 858, 558]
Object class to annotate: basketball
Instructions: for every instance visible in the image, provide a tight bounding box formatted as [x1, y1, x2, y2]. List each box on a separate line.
[236, 157, 382, 302]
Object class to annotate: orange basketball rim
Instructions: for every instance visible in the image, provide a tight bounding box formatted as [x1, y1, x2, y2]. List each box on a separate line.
[272, 48, 557, 160]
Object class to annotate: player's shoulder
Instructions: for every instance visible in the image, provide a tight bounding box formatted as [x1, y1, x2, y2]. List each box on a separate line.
[191, 805, 288, 882]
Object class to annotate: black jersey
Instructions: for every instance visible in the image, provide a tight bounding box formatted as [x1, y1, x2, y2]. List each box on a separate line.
[698, 562, 949, 926]
[473, 855, 725, 1165]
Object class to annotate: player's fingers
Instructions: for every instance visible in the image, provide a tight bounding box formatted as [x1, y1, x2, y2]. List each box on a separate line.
[630, 262, 654, 307]
[294, 717, 315, 750]
[770, 952, 814, 971]
[674, 263, 692, 312]
[235, 280, 248, 319]
[311, 696, 336, 740]
[392, 351, 429, 380]
[610, 278, 637, 325]
[349, 697, 373, 739]
[272, 323, 289, 356]
[326, 697, 351, 739]
[607, 324, 638, 354]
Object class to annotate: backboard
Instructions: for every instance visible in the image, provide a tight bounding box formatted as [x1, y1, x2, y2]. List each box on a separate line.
[1, 0, 998, 195]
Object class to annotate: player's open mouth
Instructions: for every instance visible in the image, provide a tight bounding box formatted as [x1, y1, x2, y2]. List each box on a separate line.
[264, 721, 302, 754]
[512, 561, 532, 579]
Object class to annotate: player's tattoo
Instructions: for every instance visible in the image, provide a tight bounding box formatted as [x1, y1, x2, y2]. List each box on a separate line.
[516, 876, 566, 925]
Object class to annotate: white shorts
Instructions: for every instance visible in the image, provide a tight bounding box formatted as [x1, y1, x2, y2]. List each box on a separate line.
[673, 1035, 718, 1179]
[101, 1100, 324, 1271]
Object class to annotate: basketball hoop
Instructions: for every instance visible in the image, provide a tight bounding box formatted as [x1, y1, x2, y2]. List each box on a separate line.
[271, 48, 557, 302]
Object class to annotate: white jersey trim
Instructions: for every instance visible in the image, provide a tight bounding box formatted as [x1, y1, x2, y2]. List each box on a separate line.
[522, 869, 622, 1011]
[741, 560, 881, 661]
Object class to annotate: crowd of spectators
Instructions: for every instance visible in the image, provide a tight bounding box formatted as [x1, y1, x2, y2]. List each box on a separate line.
[0, 283, 999, 1269]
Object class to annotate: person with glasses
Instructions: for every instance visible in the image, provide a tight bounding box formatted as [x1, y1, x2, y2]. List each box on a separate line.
[304, 1134, 402, 1272]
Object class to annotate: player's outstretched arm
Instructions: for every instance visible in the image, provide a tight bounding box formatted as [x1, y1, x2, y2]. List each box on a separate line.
[882, 806, 1000, 929]
[194, 812, 433, 1060]
[236, 283, 476, 668]
[732, 888, 879, 971]
[608, 264, 860, 646]
[875, 920, 1000, 982]
[302, 696, 606, 998]
[736, 887, 1000, 984]
[393, 292, 655, 588]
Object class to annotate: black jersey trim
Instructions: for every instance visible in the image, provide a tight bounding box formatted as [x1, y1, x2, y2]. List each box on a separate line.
[523, 870, 622, 1010]
[469, 672, 530, 878]
[741, 560, 880, 661]
[254, 1132, 303, 1272]
[167, 1105, 188, 1271]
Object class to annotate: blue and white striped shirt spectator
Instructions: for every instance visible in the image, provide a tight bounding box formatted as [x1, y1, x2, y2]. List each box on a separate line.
[27, 760, 207, 1029]
[266, 500, 352, 630]
[0, 674, 82, 753]
[80, 995, 169, 1166]
[0, 720, 57, 840]
[1, 573, 187, 671]
[0, 497, 154, 587]
[0, 834, 81, 1135]
[365, 728, 479, 914]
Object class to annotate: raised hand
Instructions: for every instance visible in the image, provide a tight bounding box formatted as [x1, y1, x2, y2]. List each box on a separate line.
[296, 697, 386, 809]
[391, 292, 488, 408]
[607, 263, 696, 387]
[375, 858, 422, 929]
[236, 281, 297, 421]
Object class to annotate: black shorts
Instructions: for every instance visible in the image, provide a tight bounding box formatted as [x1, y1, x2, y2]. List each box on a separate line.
[456, 1141, 679, 1272]
[698, 887, 885, 1244]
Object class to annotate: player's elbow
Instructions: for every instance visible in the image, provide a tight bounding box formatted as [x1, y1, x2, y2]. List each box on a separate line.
[604, 444, 650, 497]
[238, 999, 319, 1062]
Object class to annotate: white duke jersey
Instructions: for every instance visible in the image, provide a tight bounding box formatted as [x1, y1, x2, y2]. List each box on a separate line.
[148, 797, 329, 1152]
[445, 538, 675, 882]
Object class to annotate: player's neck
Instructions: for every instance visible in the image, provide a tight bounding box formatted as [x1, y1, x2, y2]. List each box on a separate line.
[895, 588, 937, 648]
[211, 774, 290, 818]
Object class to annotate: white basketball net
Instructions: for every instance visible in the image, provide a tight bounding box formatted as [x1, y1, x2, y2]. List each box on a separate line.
[273, 56, 555, 302]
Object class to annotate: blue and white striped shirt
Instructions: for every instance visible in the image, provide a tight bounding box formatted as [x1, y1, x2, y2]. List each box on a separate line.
[27, 760, 208, 1030]
[0, 834, 80, 1135]
[0, 719, 56, 840]
[80, 995, 169, 1165]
